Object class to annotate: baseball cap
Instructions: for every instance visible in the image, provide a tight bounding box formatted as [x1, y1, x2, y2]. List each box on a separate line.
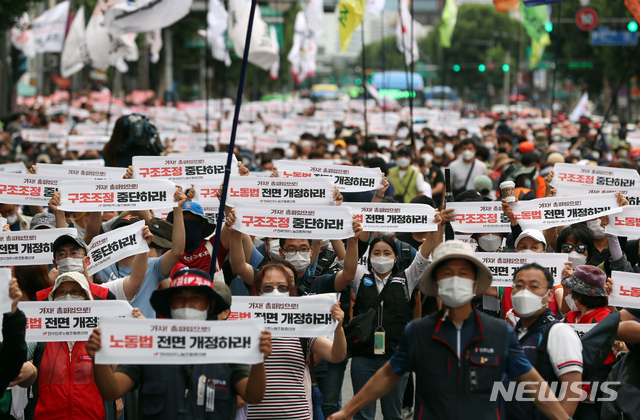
[534, 132, 548, 147]
[168, 201, 216, 238]
[514, 229, 546, 249]
[52, 233, 88, 256]
[148, 217, 173, 249]
[518, 141, 535, 153]
[30, 213, 57, 230]
[48, 272, 92, 301]
[561, 265, 607, 297]
[474, 175, 493, 194]
[111, 214, 143, 230]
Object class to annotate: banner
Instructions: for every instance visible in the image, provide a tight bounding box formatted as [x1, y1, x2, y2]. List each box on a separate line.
[445, 201, 512, 233]
[276, 161, 383, 192]
[509, 194, 622, 229]
[338, 0, 365, 52]
[61, 6, 90, 78]
[605, 206, 640, 238]
[627, 0, 640, 27]
[19, 300, 133, 342]
[58, 179, 177, 212]
[227, 0, 279, 71]
[494, 0, 519, 13]
[11, 13, 36, 58]
[345, 202, 437, 232]
[32, 1, 70, 53]
[230, 294, 338, 337]
[133, 155, 237, 183]
[233, 204, 354, 239]
[66, 135, 110, 152]
[439, 0, 457, 48]
[191, 179, 224, 214]
[226, 177, 334, 207]
[0, 228, 77, 266]
[555, 185, 640, 206]
[86, 221, 149, 276]
[397, 0, 421, 65]
[207, 0, 231, 66]
[0, 174, 59, 206]
[0, 269, 11, 314]
[37, 163, 126, 180]
[86, 0, 139, 70]
[475, 252, 568, 287]
[0, 163, 27, 174]
[609, 271, 640, 309]
[105, 0, 192, 36]
[521, 0, 547, 42]
[552, 163, 640, 189]
[95, 318, 264, 365]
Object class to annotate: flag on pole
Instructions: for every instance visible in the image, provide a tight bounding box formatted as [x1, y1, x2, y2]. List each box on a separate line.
[626, 0, 640, 25]
[529, 33, 550, 68]
[11, 13, 36, 58]
[494, 0, 519, 13]
[269, 26, 280, 81]
[105, 0, 193, 37]
[288, 12, 316, 84]
[207, 0, 232, 67]
[521, 0, 547, 42]
[439, 0, 457, 48]
[147, 29, 163, 64]
[367, 0, 386, 16]
[307, 0, 324, 39]
[338, 0, 365, 53]
[60, 6, 90, 78]
[569, 92, 589, 122]
[523, 0, 568, 6]
[227, 0, 279, 71]
[396, 0, 421, 66]
[32, 1, 70, 53]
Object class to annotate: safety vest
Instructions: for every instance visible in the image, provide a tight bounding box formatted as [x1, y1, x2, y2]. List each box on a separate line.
[388, 166, 419, 203]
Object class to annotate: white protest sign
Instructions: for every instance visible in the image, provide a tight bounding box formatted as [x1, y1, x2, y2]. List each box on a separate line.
[566, 323, 595, 338]
[554, 185, 640, 206]
[62, 159, 105, 167]
[233, 204, 354, 239]
[133, 154, 238, 183]
[475, 252, 568, 287]
[66, 135, 110, 151]
[36, 163, 127, 180]
[95, 318, 264, 365]
[0, 228, 77, 266]
[32, 1, 69, 53]
[344, 202, 437, 232]
[609, 271, 640, 309]
[19, 300, 133, 342]
[58, 179, 177, 212]
[191, 179, 223, 215]
[230, 294, 338, 337]
[551, 163, 640, 189]
[605, 206, 640, 238]
[510, 194, 622, 230]
[0, 163, 26, 174]
[0, 174, 59, 206]
[445, 201, 512, 233]
[275, 160, 383, 192]
[86, 221, 149, 276]
[0, 269, 11, 314]
[226, 177, 335, 207]
[21, 129, 51, 143]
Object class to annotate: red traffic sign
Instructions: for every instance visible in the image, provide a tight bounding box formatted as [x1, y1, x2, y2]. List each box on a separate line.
[575, 7, 599, 31]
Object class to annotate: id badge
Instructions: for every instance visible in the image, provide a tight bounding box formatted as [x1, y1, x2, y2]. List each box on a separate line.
[374, 328, 385, 355]
[197, 375, 206, 406]
[206, 380, 215, 412]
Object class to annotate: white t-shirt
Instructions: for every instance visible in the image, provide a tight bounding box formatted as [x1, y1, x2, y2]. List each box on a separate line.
[517, 323, 583, 377]
[397, 168, 426, 195]
[352, 252, 429, 295]
[103, 277, 128, 301]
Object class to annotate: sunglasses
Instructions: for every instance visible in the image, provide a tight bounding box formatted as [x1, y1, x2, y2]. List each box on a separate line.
[259, 285, 290, 293]
[561, 243, 588, 254]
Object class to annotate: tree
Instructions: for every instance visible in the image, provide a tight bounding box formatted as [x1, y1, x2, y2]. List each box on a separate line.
[0, 1, 36, 33]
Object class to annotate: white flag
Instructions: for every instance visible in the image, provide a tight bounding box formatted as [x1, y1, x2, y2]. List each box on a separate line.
[287, 12, 316, 85]
[147, 29, 163, 64]
[207, 0, 232, 66]
[11, 13, 36, 58]
[104, 0, 193, 37]
[61, 6, 90, 78]
[269, 26, 280, 81]
[32, 1, 70, 53]
[228, 0, 279, 71]
[307, 0, 324, 39]
[396, 0, 420, 66]
[367, 0, 386, 16]
[569, 92, 589, 123]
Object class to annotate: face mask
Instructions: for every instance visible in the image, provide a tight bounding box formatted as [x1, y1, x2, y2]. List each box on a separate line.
[57, 258, 84, 273]
[462, 150, 475, 161]
[301, 140, 313, 149]
[285, 251, 311, 274]
[184, 221, 204, 253]
[438, 276, 475, 309]
[170, 307, 208, 321]
[565, 294, 579, 312]
[619, 150, 629, 159]
[284, 148, 295, 158]
[422, 153, 433, 163]
[338, 149, 347, 157]
[370, 256, 395, 274]
[517, 249, 537, 254]
[6, 214, 17, 225]
[478, 234, 502, 252]
[567, 251, 587, 267]
[268, 239, 280, 259]
[586, 219, 606, 239]
[523, 178, 532, 189]
[396, 157, 411, 168]
[434, 146, 444, 157]
[321, 239, 330, 248]
[54, 294, 86, 302]
[261, 289, 289, 297]
[591, 151, 600, 160]
[483, 142, 494, 150]
[347, 145, 359, 154]
[512, 289, 546, 318]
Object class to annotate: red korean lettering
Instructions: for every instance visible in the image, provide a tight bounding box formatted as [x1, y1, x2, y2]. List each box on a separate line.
[27, 318, 42, 329]
[228, 312, 239, 320]
[239, 312, 252, 319]
[124, 335, 139, 348]
[277, 217, 290, 228]
[139, 336, 153, 348]
[241, 215, 254, 226]
[138, 168, 150, 178]
[68, 193, 79, 203]
[110, 335, 124, 348]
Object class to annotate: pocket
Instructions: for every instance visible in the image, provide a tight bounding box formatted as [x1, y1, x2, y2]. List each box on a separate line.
[141, 382, 167, 416]
[468, 352, 501, 393]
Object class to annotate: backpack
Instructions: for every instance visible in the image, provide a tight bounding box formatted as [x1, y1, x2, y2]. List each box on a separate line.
[600, 349, 640, 420]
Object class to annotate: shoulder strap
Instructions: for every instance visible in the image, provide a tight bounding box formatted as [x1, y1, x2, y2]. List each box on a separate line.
[400, 241, 412, 272]
[535, 325, 553, 373]
[296, 269, 314, 296]
[462, 158, 476, 191]
[397, 168, 416, 200]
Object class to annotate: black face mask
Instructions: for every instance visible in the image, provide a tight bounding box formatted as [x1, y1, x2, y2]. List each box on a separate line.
[184, 220, 204, 253]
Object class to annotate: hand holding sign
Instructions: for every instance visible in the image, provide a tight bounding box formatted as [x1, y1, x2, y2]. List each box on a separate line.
[174, 185, 187, 209]
[8, 278, 21, 315]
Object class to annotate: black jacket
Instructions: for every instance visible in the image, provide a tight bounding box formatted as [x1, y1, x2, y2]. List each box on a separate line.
[0, 309, 27, 390]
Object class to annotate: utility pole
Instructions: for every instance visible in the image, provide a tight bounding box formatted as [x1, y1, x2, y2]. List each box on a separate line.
[503, 50, 510, 106]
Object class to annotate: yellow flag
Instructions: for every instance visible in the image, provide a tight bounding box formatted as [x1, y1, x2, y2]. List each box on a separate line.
[339, 0, 365, 53]
[529, 33, 550, 69]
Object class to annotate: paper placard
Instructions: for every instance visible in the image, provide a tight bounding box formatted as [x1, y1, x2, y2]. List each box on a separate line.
[233, 204, 354, 239]
[0, 163, 27, 174]
[566, 323, 595, 338]
[509, 194, 622, 229]
[19, 300, 133, 342]
[0, 228, 77, 266]
[474, 252, 568, 287]
[551, 163, 640, 189]
[62, 159, 105, 167]
[445, 201, 512, 233]
[0, 174, 60, 206]
[86, 221, 149, 276]
[609, 271, 640, 309]
[554, 185, 640, 206]
[133, 154, 238, 183]
[344, 202, 437, 232]
[36, 163, 127, 180]
[226, 177, 335, 207]
[230, 294, 338, 337]
[95, 318, 264, 365]
[605, 206, 640, 238]
[0, 269, 11, 314]
[275, 160, 383, 192]
[58, 179, 177, 212]
[66, 135, 110, 151]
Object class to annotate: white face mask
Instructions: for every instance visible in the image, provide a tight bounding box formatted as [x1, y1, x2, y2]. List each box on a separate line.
[567, 251, 587, 267]
[433, 146, 444, 157]
[338, 149, 347, 157]
[477, 234, 502, 252]
[517, 249, 537, 254]
[512, 289, 546, 318]
[285, 251, 311, 274]
[347, 145, 359, 154]
[565, 294, 579, 312]
[483, 142, 494, 150]
[422, 153, 433, 163]
[57, 258, 85, 273]
[462, 149, 475, 161]
[370, 256, 395, 274]
[54, 294, 86, 302]
[586, 219, 606, 239]
[261, 289, 289, 297]
[396, 157, 411, 168]
[284, 148, 295, 158]
[301, 140, 313, 149]
[171, 307, 208, 321]
[437, 276, 476, 309]
[6, 214, 18, 225]
[268, 239, 280, 259]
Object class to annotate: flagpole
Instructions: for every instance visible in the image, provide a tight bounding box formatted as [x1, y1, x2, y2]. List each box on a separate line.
[204, 0, 211, 148]
[105, 68, 115, 136]
[549, 2, 561, 123]
[361, 0, 368, 140]
[209, 0, 259, 277]
[380, 10, 386, 123]
[409, 0, 415, 149]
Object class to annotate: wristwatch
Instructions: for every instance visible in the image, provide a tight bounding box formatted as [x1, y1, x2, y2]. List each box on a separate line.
[375, 193, 385, 199]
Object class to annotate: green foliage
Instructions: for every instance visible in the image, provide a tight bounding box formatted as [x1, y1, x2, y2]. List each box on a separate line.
[0, 0, 36, 33]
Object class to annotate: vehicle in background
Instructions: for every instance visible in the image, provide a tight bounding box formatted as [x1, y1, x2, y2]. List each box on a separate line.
[425, 85, 457, 110]
[371, 71, 426, 106]
[311, 84, 341, 102]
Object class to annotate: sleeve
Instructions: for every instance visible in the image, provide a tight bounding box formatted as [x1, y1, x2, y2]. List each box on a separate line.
[547, 323, 583, 377]
[415, 172, 425, 193]
[0, 310, 27, 390]
[103, 278, 129, 301]
[389, 321, 413, 376]
[149, 257, 166, 286]
[229, 363, 252, 385]
[404, 252, 430, 292]
[115, 364, 143, 386]
[308, 273, 338, 294]
[351, 266, 366, 295]
[504, 325, 533, 379]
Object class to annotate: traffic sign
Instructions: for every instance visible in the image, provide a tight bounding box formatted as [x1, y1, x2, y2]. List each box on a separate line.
[591, 27, 639, 46]
[575, 7, 599, 31]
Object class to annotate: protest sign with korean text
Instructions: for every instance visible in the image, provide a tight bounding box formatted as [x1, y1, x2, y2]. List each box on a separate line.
[0, 174, 59, 206]
[36, 163, 127, 180]
[345, 202, 437, 232]
[475, 252, 568, 287]
[567, 323, 595, 338]
[95, 318, 264, 365]
[551, 163, 640, 189]
[555, 184, 640, 206]
[275, 160, 383, 192]
[191, 178, 224, 215]
[226, 177, 335, 207]
[0, 269, 11, 314]
[66, 135, 110, 152]
[609, 271, 640, 309]
[233, 204, 354, 239]
[0, 163, 27, 174]
[19, 300, 133, 342]
[509, 194, 621, 230]
[445, 201, 512, 233]
[58, 179, 177, 212]
[0, 228, 77, 266]
[86, 221, 149, 276]
[604, 206, 640, 238]
[230, 294, 338, 337]
[132, 154, 238, 183]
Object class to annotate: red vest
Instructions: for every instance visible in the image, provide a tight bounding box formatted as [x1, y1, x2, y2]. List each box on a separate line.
[36, 282, 110, 301]
[565, 306, 615, 364]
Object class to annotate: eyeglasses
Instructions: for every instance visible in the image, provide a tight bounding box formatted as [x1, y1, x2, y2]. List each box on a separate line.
[259, 285, 290, 293]
[282, 248, 310, 255]
[55, 249, 84, 260]
[513, 283, 548, 293]
[561, 244, 588, 254]
[53, 289, 86, 298]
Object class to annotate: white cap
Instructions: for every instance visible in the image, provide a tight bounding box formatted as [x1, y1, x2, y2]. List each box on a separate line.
[514, 229, 547, 250]
[48, 272, 93, 301]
